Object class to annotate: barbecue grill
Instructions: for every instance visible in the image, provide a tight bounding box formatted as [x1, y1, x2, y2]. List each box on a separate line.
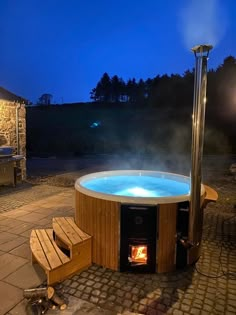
[0, 146, 24, 186]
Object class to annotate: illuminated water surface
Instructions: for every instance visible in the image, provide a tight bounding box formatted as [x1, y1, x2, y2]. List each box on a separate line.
[82, 175, 190, 197]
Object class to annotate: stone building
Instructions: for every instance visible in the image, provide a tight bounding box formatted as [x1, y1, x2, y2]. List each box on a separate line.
[0, 87, 27, 180]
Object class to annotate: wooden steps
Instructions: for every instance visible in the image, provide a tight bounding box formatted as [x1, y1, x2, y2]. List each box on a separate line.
[30, 217, 92, 285]
[203, 185, 218, 207]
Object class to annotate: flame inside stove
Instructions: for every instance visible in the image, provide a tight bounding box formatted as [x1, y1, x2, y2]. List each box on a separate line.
[130, 245, 147, 264]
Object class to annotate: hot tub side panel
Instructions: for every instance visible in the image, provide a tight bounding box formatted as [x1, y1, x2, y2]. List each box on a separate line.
[75, 191, 120, 271]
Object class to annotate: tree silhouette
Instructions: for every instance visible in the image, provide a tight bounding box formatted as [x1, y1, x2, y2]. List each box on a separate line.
[38, 93, 53, 105]
[89, 55, 236, 119]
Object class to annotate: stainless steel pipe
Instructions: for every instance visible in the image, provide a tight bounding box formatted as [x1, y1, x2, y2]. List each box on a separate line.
[189, 44, 213, 245]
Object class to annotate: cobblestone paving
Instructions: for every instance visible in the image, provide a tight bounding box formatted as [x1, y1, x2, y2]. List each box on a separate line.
[55, 210, 236, 315]
[0, 183, 73, 213]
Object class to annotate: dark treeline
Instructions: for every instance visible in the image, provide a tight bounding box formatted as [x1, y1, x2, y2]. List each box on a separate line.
[90, 71, 194, 107]
[90, 56, 236, 117]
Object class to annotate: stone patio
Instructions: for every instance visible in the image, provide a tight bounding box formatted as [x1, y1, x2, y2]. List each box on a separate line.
[0, 155, 235, 314]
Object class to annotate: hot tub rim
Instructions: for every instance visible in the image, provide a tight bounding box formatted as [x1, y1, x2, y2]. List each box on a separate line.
[75, 170, 205, 205]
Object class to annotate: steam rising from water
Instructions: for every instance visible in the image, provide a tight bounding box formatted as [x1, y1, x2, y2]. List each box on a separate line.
[179, 0, 228, 48]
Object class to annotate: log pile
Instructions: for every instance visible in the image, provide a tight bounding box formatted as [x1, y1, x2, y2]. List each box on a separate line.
[23, 286, 67, 314]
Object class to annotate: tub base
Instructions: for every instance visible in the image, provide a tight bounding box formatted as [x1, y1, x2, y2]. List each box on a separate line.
[75, 191, 203, 273]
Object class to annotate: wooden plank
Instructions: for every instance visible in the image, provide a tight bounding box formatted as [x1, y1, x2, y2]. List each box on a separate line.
[112, 201, 119, 270]
[75, 191, 120, 270]
[52, 218, 72, 247]
[65, 217, 91, 241]
[102, 200, 107, 268]
[58, 217, 83, 245]
[46, 230, 70, 264]
[30, 230, 51, 271]
[93, 198, 97, 263]
[47, 241, 91, 285]
[35, 229, 62, 270]
[97, 199, 102, 265]
[204, 185, 218, 202]
[158, 203, 177, 273]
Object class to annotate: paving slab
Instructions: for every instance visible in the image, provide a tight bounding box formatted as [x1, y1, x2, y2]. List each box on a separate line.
[0, 253, 28, 280]
[16, 212, 48, 223]
[0, 235, 27, 252]
[1, 209, 31, 219]
[0, 281, 23, 315]
[7, 299, 27, 315]
[7, 222, 35, 235]
[9, 243, 31, 259]
[0, 218, 24, 230]
[3, 262, 46, 289]
[0, 231, 18, 245]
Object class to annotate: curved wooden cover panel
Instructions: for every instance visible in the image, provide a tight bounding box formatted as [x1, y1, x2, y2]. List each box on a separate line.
[75, 191, 120, 270]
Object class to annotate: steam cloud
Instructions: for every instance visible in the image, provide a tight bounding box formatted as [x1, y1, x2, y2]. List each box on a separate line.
[179, 0, 228, 48]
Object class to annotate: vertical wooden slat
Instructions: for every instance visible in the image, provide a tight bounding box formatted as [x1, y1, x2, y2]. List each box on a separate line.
[75, 191, 119, 270]
[158, 203, 177, 273]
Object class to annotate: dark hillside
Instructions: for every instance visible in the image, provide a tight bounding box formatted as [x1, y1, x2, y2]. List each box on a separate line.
[26, 102, 234, 157]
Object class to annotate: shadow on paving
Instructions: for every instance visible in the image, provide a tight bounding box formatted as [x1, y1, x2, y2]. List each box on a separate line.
[0, 181, 33, 196]
[56, 265, 195, 315]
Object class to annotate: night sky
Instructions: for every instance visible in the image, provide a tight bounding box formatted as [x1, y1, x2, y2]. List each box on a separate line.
[0, 0, 235, 104]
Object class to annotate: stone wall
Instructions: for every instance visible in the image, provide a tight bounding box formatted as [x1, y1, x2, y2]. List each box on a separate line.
[0, 100, 26, 179]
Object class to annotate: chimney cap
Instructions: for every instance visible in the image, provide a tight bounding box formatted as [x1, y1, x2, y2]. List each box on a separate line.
[191, 44, 213, 55]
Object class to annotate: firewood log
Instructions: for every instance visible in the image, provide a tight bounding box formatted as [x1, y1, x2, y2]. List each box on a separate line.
[23, 287, 48, 300]
[48, 287, 67, 309]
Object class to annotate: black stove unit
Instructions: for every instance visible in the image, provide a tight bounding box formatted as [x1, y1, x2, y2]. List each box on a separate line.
[120, 204, 158, 273]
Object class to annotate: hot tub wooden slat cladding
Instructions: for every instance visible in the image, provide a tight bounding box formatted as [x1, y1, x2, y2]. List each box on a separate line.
[158, 203, 177, 273]
[111, 200, 119, 270]
[75, 191, 119, 270]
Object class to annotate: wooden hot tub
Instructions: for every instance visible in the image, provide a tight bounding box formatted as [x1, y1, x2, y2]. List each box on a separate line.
[75, 170, 208, 273]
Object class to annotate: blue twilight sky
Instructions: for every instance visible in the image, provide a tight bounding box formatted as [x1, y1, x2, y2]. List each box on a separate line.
[0, 0, 235, 104]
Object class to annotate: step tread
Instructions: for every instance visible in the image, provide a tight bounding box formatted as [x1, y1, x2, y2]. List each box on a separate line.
[30, 229, 70, 271]
[53, 217, 91, 248]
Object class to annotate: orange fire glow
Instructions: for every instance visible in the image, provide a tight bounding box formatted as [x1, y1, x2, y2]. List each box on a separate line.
[131, 245, 147, 263]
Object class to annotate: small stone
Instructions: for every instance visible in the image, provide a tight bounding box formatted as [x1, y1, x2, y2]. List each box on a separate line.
[69, 288, 76, 295]
[190, 308, 201, 315]
[92, 289, 100, 296]
[84, 287, 92, 294]
[90, 296, 99, 304]
[123, 299, 133, 308]
[131, 287, 139, 295]
[86, 280, 95, 286]
[78, 284, 85, 291]
[94, 282, 102, 289]
[70, 281, 79, 288]
[182, 299, 191, 306]
[100, 291, 107, 298]
[181, 304, 190, 312]
[107, 295, 116, 301]
[203, 303, 213, 312]
[81, 293, 89, 300]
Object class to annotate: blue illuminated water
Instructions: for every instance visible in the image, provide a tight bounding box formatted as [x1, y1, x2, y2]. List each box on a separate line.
[82, 175, 190, 197]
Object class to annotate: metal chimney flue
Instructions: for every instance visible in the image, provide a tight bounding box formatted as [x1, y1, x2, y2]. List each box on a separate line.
[189, 44, 213, 245]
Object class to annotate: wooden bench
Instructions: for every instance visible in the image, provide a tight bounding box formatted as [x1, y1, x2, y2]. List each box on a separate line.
[30, 217, 92, 285]
[203, 185, 218, 207]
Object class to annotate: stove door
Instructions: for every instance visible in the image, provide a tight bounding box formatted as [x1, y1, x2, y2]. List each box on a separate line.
[120, 204, 158, 273]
